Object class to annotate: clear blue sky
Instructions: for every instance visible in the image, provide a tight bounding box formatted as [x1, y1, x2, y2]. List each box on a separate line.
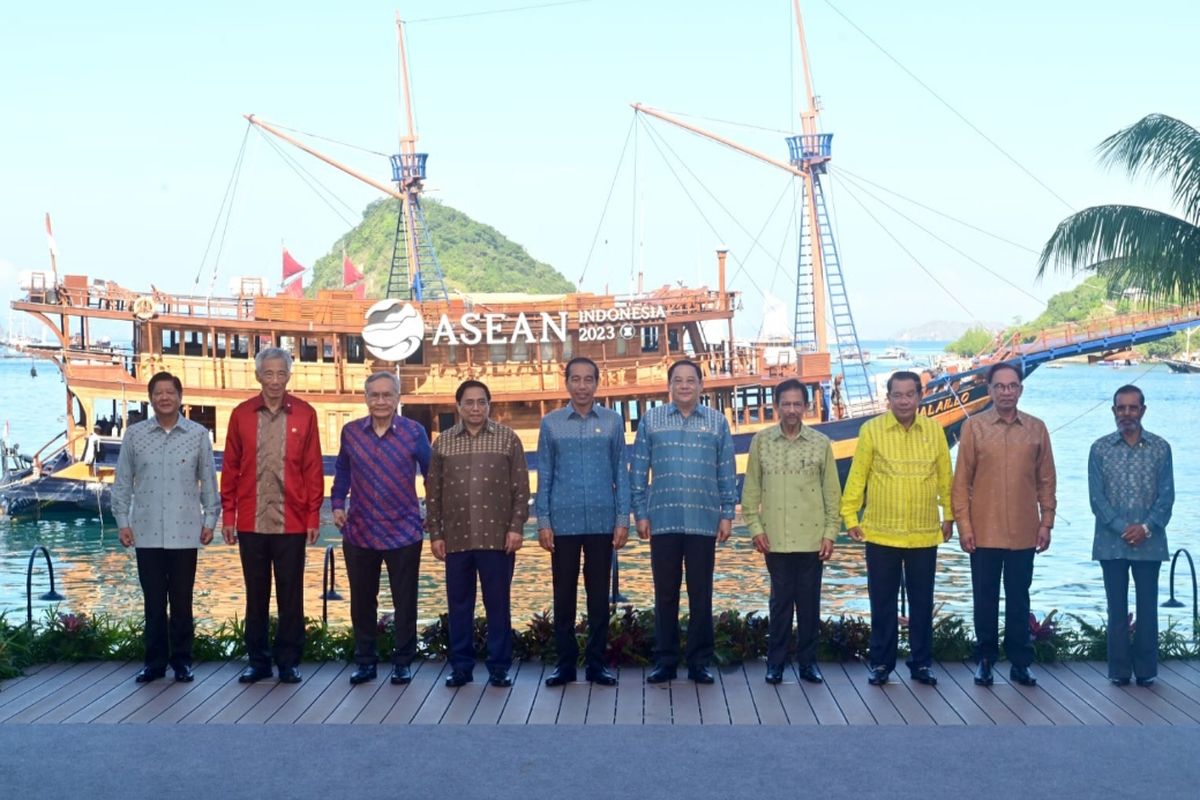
[1, 0, 1194, 338]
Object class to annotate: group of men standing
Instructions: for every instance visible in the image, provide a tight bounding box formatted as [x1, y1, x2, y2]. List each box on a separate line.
[111, 351, 1174, 692]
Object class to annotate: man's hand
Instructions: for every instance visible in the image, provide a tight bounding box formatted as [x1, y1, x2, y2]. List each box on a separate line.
[717, 518, 732, 544]
[636, 519, 651, 541]
[332, 509, 347, 530]
[306, 528, 320, 545]
[200, 527, 214, 546]
[431, 540, 447, 561]
[538, 528, 555, 552]
[1035, 526, 1052, 553]
[959, 530, 976, 554]
[752, 533, 770, 555]
[505, 531, 523, 554]
[1121, 524, 1149, 547]
[118, 527, 134, 548]
[613, 526, 629, 550]
[222, 526, 237, 545]
[847, 526, 865, 543]
[941, 520, 954, 543]
[818, 539, 834, 561]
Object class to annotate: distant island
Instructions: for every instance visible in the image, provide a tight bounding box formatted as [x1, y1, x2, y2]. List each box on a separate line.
[308, 198, 574, 296]
[890, 320, 1002, 342]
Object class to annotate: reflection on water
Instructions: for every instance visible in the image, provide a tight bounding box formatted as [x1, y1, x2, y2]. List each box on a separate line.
[2, 359, 1198, 634]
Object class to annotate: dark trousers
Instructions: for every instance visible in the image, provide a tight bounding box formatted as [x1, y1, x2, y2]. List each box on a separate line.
[1101, 559, 1161, 680]
[445, 549, 515, 674]
[865, 543, 937, 672]
[650, 533, 716, 670]
[135, 547, 198, 671]
[551, 533, 612, 671]
[970, 547, 1036, 667]
[238, 532, 307, 670]
[343, 539, 422, 667]
[764, 551, 824, 667]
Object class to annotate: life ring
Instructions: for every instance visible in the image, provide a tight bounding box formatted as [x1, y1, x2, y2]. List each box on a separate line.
[131, 296, 156, 321]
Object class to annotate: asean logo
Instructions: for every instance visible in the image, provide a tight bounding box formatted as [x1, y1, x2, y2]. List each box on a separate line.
[361, 300, 425, 362]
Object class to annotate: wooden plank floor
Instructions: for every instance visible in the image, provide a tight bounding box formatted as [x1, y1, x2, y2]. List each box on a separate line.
[4, 659, 1200, 726]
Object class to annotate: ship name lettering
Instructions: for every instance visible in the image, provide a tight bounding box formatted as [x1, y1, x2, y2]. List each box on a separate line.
[430, 311, 570, 346]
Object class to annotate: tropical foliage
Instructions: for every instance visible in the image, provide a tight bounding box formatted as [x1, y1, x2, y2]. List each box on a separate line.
[1038, 114, 1200, 303]
[944, 325, 996, 357]
[308, 198, 574, 296]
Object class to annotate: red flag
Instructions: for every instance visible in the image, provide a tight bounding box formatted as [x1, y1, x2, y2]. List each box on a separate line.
[282, 248, 306, 280]
[352, 283, 365, 300]
[283, 279, 304, 299]
[342, 253, 364, 286]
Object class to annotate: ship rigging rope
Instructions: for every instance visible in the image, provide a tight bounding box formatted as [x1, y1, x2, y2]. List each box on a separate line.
[821, 0, 1074, 211]
[406, 0, 597, 24]
[578, 116, 635, 286]
[254, 127, 360, 229]
[1049, 363, 1155, 436]
[262, 121, 389, 158]
[195, 125, 251, 288]
[833, 168, 1047, 305]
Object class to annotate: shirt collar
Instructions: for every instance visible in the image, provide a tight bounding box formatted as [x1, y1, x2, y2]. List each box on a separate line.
[767, 423, 810, 442]
[253, 392, 293, 414]
[359, 415, 402, 435]
[567, 403, 600, 420]
[1106, 429, 1151, 448]
[450, 419, 497, 437]
[986, 407, 1025, 425]
[150, 413, 184, 433]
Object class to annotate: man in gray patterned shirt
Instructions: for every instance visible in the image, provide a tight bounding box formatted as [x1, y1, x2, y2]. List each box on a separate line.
[112, 371, 220, 684]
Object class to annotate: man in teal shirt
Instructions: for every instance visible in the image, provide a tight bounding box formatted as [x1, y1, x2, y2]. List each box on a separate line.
[742, 379, 840, 685]
[631, 359, 737, 685]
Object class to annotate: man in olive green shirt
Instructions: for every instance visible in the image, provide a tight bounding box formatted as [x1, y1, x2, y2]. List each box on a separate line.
[742, 379, 841, 685]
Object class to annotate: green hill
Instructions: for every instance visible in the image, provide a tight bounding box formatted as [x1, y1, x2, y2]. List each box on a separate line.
[308, 198, 574, 296]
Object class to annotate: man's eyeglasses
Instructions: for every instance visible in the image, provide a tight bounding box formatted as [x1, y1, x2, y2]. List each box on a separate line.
[991, 382, 1021, 393]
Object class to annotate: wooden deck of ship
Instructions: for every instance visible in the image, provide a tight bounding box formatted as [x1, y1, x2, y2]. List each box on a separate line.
[5, 657, 1200, 727]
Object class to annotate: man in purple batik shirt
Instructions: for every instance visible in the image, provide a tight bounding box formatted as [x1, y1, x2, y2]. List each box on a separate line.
[331, 371, 432, 686]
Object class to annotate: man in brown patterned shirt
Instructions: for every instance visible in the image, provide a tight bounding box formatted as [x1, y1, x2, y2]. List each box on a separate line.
[952, 361, 1056, 688]
[426, 380, 530, 688]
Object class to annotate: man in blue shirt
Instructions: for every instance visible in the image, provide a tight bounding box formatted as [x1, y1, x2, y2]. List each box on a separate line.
[1088, 384, 1175, 687]
[632, 359, 737, 684]
[536, 357, 630, 687]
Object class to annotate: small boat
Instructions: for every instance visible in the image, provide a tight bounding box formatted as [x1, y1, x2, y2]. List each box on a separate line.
[876, 346, 911, 361]
[1164, 359, 1200, 374]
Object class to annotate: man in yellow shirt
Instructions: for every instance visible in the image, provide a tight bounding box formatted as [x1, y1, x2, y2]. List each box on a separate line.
[841, 371, 954, 687]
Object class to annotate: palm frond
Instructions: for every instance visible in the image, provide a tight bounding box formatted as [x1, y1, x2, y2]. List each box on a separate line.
[1097, 114, 1200, 224]
[1036, 204, 1200, 303]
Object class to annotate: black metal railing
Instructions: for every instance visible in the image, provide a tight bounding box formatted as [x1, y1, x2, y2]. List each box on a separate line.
[26, 545, 64, 625]
[321, 545, 343, 625]
[1161, 548, 1198, 624]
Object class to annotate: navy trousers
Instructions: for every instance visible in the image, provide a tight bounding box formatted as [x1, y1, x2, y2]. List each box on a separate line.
[445, 549, 515, 674]
[865, 542, 937, 673]
[650, 533, 716, 670]
[1101, 559, 1161, 680]
[970, 547, 1035, 667]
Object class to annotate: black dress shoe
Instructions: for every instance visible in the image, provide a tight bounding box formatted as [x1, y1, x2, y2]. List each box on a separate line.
[544, 667, 576, 687]
[278, 666, 302, 684]
[238, 665, 272, 684]
[973, 660, 994, 686]
[687, 666, 715, 684]
[445, 670, 472, 688]
[1110, 677, 1131, 686]
[488, 669, 513, 688]
[1010, 665, 1037, 687]
[135, 666, 166, 683]
[585, 666, 618, 686]
[173, 665, 195, 683]
[1136, 677, 1155, 687]
[765, 664, 784, 684]
[390, 665, 412, 685]
[646, 665, 677, 684]
[798, 664, 824, 684]
[910, 666, 937, 686]
[349, 664, 377, 685]
[867, 665, 890, 686]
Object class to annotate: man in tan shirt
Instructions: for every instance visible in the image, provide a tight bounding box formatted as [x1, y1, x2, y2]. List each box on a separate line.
[426, 379, 530, 689]
[952, 362, 1056, 687]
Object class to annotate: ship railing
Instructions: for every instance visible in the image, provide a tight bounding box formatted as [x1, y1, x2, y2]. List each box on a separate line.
[986, 301, 1200, 361]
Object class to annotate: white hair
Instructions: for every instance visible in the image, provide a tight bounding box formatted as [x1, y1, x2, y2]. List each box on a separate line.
[255, 347, 293, 375]
[364, 371, 400, 394]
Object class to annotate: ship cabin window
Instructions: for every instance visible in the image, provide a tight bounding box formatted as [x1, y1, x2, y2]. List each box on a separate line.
[229, 334, 250, 359]
[323, 339, 335, 361]
[183, 404, 217, 439]
[406, 342, 424, 365]
[562, 334, 574, 360]
[161, 330, 179, 355]
[438, 411, 456, 432]
[539, 342, 554, 362]
[182, 330, 205, 357]
[255, 335, 273, 354]
[344, 335, 366, 364]
[445, 344, 458, 364]
[489, 343, 507, 364]
[615, 336, 627, 357]
[667, 329, 680, 353]
[641, 326, 659, 352]
[298, 337, 320, 363]
[511, 341, 529, 362]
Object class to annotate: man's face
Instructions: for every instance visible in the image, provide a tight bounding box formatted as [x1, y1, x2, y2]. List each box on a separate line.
[669, 365, 702, 407]
[365, 377, 400, 421]
[887, 378, 920, 420]
[988, 367, 1023, 414]
[776, 388, 807, 428]
[1112, 390, 1146, 436]
[150, 380, 181, 419]
[566, 362, 598, 408]
[257, 357, 291, 401]
[458, 386, 490, 427]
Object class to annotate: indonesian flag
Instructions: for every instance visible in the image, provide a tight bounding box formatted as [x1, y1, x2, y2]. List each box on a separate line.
[343, 252, 365, 300]
[282, 248, 306, 280]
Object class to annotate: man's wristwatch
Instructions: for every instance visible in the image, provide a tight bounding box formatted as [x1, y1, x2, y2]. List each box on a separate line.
[1140, 523, 1152, 538]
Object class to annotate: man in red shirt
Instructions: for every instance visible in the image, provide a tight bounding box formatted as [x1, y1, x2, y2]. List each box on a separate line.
[221, 347, 324, 684]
